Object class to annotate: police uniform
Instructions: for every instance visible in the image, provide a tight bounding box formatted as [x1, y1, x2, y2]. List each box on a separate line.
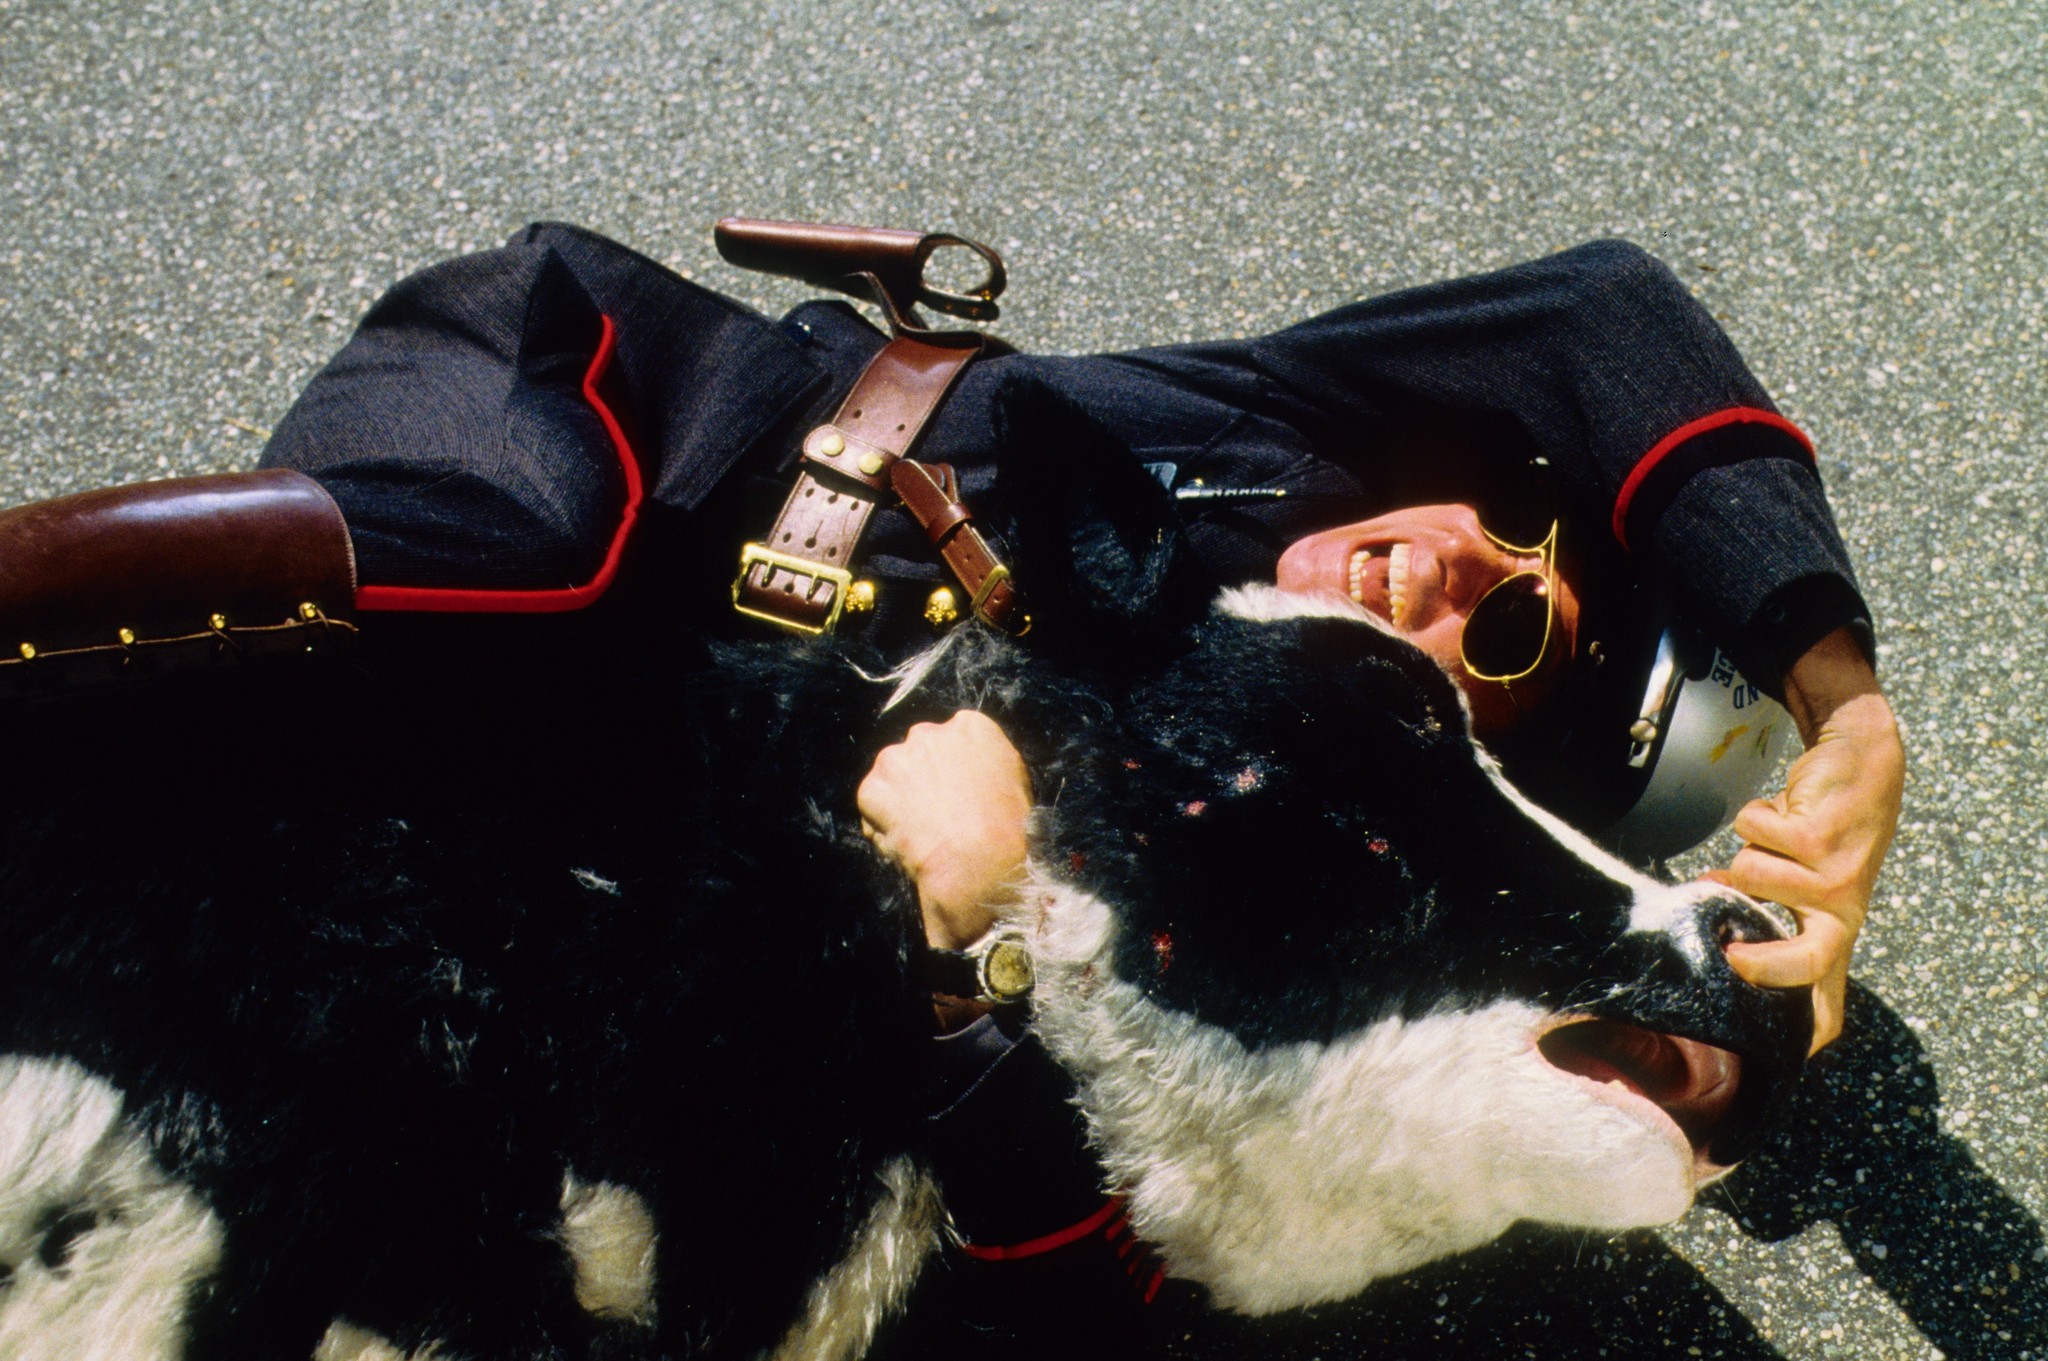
[262, 221, 1867, 691]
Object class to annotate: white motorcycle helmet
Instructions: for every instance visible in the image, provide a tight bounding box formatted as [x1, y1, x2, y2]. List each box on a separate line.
[1494, 566, 1792, 869]
[1595, 627, 1791, 864]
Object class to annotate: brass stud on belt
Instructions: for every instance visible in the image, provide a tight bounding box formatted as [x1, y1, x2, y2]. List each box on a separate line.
[858, 452, 886, 476]
[208, 612, 243, 655]
[844, 580, 877, 614]
[298, 601, 322, 622]
[924, 587, 959, 628]
[818, 431, 846, 457]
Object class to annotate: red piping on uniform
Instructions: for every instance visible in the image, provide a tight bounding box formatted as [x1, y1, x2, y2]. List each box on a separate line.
[1610, 407, 1813, 552]
[355, 313, 643, 613]
[957, 1197, 1125, 1262]
[1143, 1266, 1166, 1304]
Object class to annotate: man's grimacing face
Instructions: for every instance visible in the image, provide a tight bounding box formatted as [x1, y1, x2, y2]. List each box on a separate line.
[1274, 503, 1582, 737]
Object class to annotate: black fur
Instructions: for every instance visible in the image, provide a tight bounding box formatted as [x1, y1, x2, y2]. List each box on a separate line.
[0, 613, 939, 1358]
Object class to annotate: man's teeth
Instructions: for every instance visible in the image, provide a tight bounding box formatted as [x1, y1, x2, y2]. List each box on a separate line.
[1347, 543, 1412, 625]
[1388, 543, 1409, 625]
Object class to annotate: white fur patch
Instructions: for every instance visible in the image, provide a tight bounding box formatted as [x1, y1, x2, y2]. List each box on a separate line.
[1217, 581, 1379, 629]
[1017, 877, 1701, 1315]
[311, 1320, 448, 1361]
[768, 1157, 941, 1361]
[0, 1055, 224, 1361]
[557, 1173, 658, 1325]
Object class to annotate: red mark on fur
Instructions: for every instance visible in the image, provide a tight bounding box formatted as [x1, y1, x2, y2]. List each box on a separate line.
[1122, 757, 1143, 770]
[1069, 851, 1087, 874]
[1233, 765, 1263, 792]
[1366, 835, 1391, 856]
[1131, 831, 1150, 847]
[1150, 930, 1174, 973]
[1180, 800, 1207, 818]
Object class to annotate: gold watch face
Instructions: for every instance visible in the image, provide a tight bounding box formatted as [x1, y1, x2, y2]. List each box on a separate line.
[981, 939, 1035, 1002]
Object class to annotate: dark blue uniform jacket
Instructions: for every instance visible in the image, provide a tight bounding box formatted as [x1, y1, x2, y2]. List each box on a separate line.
[263, 222, 1868, 699]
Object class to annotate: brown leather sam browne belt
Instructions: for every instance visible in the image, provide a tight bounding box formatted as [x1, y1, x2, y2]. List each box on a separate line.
[717, 217, 1029, 638]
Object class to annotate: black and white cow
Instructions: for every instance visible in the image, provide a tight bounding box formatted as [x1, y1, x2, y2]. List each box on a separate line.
[0, 584, 1807, 1360]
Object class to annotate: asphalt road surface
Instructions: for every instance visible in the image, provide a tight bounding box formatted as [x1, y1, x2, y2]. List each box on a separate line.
[1, 1, 2042, 1357]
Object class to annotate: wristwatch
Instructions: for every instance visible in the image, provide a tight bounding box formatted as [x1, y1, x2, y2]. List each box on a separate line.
[917, 928, 1036, 1005]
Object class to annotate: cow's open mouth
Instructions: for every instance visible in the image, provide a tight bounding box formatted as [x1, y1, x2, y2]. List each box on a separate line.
[1537, 1018, 1748, 1172]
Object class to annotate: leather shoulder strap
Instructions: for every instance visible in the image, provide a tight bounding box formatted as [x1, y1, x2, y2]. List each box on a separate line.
[733, 335, 985, 635]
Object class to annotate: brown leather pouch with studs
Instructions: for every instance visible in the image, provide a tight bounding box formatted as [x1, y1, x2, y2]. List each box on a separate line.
[0, 469, 358, 700]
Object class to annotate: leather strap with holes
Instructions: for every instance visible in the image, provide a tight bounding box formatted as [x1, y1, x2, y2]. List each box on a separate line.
[890, 459, 1026, 632]
[733, 332, 1028, 636]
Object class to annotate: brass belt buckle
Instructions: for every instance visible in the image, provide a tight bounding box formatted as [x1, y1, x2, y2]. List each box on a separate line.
[969, 562, 1011, 626]
[732, 543, 854, 635]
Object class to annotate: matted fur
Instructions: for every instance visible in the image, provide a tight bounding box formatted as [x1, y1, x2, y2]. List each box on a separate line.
[0, 1057, 222, 1361]
[311, 1321, 446, 1361]
[557, 1174, 657, 1324]
[769, 1157, 943, 1361]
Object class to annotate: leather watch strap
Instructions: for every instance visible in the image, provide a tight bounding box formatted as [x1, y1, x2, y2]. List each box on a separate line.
[734, 334, 981, 634]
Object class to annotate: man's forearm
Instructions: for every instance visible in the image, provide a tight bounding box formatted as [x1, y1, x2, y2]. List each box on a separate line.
[1780, 625, 1892, 749]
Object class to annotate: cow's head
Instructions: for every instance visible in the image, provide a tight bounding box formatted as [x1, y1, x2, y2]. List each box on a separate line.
[1018, 587, 1810, 1314]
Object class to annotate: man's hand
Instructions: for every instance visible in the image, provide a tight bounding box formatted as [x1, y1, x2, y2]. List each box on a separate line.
[857, 711, 1033, 951]
[1713, 627, 1904, 1054]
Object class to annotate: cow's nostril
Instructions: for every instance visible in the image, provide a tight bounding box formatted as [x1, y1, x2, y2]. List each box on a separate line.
[1698, 894, 1795, 949]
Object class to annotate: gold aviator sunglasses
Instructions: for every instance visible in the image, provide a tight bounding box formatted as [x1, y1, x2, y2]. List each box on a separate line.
[1458, 520, 1560, 686]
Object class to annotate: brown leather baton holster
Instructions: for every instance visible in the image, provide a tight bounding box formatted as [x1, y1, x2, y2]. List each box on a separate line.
[717, 217, 1029, 637]
[0, 468, 358, 700]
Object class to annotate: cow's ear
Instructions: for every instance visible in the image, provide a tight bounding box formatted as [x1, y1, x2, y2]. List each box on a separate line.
[989, 376, 1212, 662]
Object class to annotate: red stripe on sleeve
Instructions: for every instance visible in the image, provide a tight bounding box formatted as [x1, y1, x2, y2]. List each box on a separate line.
[354, 312, 645, 613]
[956, 1197, 1126, 1262]
[1610, 406, 1813, 552]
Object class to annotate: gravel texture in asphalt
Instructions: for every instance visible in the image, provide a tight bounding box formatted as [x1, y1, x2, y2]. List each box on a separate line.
[1, 1, 2042, 1357]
